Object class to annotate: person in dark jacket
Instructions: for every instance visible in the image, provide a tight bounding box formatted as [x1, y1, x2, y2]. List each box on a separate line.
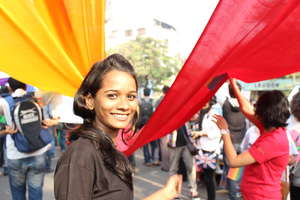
[222, 83, 246, 200]
[54, 54, 182, 200]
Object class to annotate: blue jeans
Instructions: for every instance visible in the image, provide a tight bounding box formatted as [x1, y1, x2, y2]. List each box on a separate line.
[143, 143, 151, 163]
[8, 154, 46, 200]
[227, 178, 242, 200]
[150, 140, 159, 163]
[46, 138, 55, 171]
[223, 150, 242, 200]
[143, 140, 158, 163]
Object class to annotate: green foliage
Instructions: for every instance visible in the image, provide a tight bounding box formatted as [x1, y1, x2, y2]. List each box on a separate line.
[108, 37, 182, 90]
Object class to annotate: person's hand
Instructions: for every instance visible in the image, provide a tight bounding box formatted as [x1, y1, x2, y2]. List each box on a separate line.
[162, 174, 182, 199]
[289, 155, 297, 165]
[5, 125, 17, 134]
[212, 114, 229, 131]
[42, 117, 60, 128]
[191, 131, 203, 139]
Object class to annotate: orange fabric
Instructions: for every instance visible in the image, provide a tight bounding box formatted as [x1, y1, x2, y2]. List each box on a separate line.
[0, 0, 105, 96]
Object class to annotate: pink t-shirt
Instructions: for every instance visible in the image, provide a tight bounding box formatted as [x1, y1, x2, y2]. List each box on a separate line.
[240, 127, 289, 200]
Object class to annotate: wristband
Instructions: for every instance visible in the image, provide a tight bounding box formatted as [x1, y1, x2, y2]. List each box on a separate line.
[220, 129, 230, 135]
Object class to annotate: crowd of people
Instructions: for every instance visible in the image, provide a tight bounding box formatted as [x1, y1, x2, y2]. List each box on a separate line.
[138, 77, 300, 200]
[0, 53, 300, 200]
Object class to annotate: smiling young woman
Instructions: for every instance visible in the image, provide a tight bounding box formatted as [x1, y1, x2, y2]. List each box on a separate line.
[54, 54, 182, 200]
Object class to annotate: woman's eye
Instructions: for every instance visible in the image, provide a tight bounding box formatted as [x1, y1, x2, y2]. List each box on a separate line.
[107, 94, 117, 99]
[128, 94, 136, 101]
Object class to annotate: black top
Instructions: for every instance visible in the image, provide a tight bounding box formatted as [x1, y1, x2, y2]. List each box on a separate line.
[222, 98, 246, 145]
[54, 137, 133, 200]
[176, 125, 187, 147]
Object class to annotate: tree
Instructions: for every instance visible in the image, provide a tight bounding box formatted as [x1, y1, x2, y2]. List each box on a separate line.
[108, 37, 182, 90]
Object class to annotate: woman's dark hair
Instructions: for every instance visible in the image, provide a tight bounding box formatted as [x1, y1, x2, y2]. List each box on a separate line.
[73, 54, 138, 189]
[255, 90, 290, 130]
[291, 91, 300, 121]
[198, 96, 217, 129]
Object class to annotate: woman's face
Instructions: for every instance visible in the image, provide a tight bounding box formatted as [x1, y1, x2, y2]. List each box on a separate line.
[90, 70, 138, 135]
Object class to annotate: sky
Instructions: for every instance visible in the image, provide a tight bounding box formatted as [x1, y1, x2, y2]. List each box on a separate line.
[107, 0, 219, 58]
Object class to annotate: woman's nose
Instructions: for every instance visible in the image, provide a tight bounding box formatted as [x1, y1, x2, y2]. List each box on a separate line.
[117, 97, 130, 110]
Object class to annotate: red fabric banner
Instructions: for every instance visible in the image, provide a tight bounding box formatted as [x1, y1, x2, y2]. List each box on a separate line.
[122, 0, 300, 155]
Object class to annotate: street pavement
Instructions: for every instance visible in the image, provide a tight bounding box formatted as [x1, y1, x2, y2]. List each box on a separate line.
[0, 148, 228, 200]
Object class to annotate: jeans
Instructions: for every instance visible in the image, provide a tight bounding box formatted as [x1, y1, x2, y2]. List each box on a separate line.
[227, 178, 242, 200]
[223, 151, 242, 200]
[46, 138, 56, 171]
[150, 140, 159, 163]
[8, 154, 46, 200]
[143, 140, 158, 163]
[143, 143, 151, 163]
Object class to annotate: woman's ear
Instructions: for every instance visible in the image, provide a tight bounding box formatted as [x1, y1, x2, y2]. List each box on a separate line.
[85, 94, 95, 110]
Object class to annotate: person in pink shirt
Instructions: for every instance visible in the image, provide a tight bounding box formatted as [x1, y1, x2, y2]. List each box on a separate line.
[213, 78, 290, 200]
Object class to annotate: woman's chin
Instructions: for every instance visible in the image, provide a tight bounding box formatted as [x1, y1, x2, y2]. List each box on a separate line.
[112, 121, 131, 129]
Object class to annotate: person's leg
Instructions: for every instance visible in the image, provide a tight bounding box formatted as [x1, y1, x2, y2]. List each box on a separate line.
[143, 143, 151, 165]
[290, 185, 300, 200]
[45, 137, 55, 172]
[150, 140, 159, 165]
[157, 138, 162, 162]
[27, 154, 46, 200]
[202, 168, 216, 200]
[182, 146, 198, 197]
[128, 154, 136, 170]
[168, 147, 182, 175]
[0, 137, 4, 167]
[3, 145, 8, 175]
[7, 158, 27, 200]
[160, 136, 170, 171]
[227, 178, 242, 200]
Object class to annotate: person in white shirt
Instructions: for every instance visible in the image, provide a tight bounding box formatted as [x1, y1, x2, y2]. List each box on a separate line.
[192, 97, 222, 200]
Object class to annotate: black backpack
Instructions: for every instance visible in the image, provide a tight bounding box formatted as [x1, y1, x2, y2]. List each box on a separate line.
[4, 94, 52, 153]
[222, 98, 246, 143]
[137, 98, 153, 128]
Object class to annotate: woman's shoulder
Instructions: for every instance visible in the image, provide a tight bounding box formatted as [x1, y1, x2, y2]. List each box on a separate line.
[258, 128, 289, 148]
[69, 137, 97, 153]
[57, 137, 101, 169]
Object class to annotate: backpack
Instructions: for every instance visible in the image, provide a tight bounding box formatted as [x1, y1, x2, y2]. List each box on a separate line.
[222, 98, 246, 144]
[137, 98, 153, 128]
[4, 94, 52, 153]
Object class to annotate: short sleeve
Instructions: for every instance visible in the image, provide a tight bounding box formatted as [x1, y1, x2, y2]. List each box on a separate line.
[248, 134, 283, 164]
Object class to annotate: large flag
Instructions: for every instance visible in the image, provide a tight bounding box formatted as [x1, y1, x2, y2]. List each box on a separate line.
[0, 0, 105, 96]
[123, 0, 300, 155]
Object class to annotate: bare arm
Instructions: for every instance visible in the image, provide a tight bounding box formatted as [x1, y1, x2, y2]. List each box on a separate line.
[0, 126, 17, 136]
[191, 130, 207, 139]
[213, 115, 256, 168]
[42, 117, 60, 128]
[143, 175, 182, 200]
[229, 78, 262, 129]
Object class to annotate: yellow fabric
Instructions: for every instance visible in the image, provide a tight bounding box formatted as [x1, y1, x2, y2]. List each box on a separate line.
[0, 0, 105, 96]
